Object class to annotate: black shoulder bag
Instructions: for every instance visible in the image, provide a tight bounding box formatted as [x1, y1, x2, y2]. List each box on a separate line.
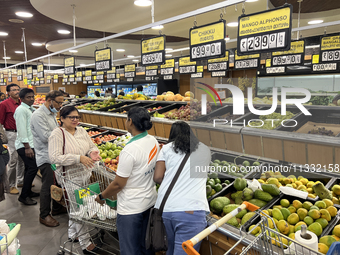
[145, 152, 190, 252]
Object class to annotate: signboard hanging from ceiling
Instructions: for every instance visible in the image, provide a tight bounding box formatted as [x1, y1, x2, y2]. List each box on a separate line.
[46, 75, 52, 84]
[271, 40, 305, 66]
[27, 66, 33, 80]
[207, 50, 229, 76]
[95, 48, 112, 71]
[178, 56, 196, 74]
[234, 50, 260, 69]
[160, 59, 174, 76]
[64, 56, 75, 75]
[190, 20, 226, 61]
[17, 69, 23, 81]
[37, 62, 44, 78]
[53, 74, 59, 83]
[141, 35, 166, 66]
[237, 5, 292, 55]
[76, 71, 82, 82]
[124, 64, 136, 79]
[145, 65, 158, 76]
[8, 71, 12, 82]
[320, 35, 340, 62]
[191, 65, 204, 78]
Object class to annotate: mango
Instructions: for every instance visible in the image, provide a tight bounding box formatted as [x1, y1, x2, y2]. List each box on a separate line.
[308, 194, 316, 199]
[267, 178, 279, 187]
[304, 216, 314, 226]
[323, 199, 333, 207]
[320, 209, 331, 221]
[316, 218, 328, 229]
[332, 184, 340, 196]
[294, 221, 307, 232]
[307, 188, 313, 193]
[273, 205, 282, 210]
[307, 181, 315, 188]
[309, 209, 321, 220]
[300, 178, 308, 185]
[327, 206, 338, 217]
[280, 199, 290, 208]
[308, 222, 323, 236]
[292, 183, 297, 189]
[267, 209, 273, 216]
[272, 208, 284, 221]
[332, 197, 340, 205]
[287, 206, 296, 214]
[302, 201, 313, 210]
[315, 201, 327, 209]
[277, 220, 290, 235]
[295, 181, 302, 187]
[332, 235, 340, 241]
[297, 208, 308, 221]
[292, 200, 303, 209]
[288, 225, 295, 235]
[283, 178, 292, 185]
[310, 205, 319, 210]
[332, 225, 340, 237]
[281, 208, 291, 220]
[318, 243, 329, 254]
[249, 225, 260, 235]
[287, 213, 299, 225]
[319, 235, 337, 248]
[297, 185, 307, 191]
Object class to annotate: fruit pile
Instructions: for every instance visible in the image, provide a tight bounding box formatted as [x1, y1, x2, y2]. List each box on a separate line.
[247, 111, 295, 130]
[77, 98, 116, 110]
[34, 95, 46, 105]
[249, 198, 338, 251]
[330, 184, 340, 204]
[156, 91, 192, 102]
[257, 172, 332, 200]
[164, 102, 212, 121]
[97, 142, 123, 172]
[209, 178, 278, 228]
[88, 131, 102, 137]
[323, 223, 340, 254]
[209, 159, 260, 178]
[91, 134, 117, 145]
[147, 106, 162, 112]
[308, 127, 336, 136]
[206, 173, 230, 199]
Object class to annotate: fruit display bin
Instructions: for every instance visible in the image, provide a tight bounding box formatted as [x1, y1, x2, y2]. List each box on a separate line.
[210, 151, 265, 180]
[149, 103, 184, 116]
[291, 109, 340, 137]
[86, 128, 110, 137]
[259, 194, 339, 240]
[192, 105, 251, 123]
[323, 178, 340, 208]
[232, 106, 302, 132]
[320, 214, 340, 239]
[95, 101, 138, 112]
[90, 131, 121, 145]
[208, 183, 280, 232]
[206, 174, 234, 200]
[252, 169, 335, 202]
[109, 101, 156, 113]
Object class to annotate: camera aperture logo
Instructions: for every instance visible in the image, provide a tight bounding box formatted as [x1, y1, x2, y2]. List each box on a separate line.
[200, 84, 312, 128]
[197, 82, 223, 115]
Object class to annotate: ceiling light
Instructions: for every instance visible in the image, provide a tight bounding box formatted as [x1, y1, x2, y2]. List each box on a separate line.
[127, 55, 134, 58]
[132, 59, 139, 62]
[165, 54, 172, 57]
[246, 0, 258, 2]
[225, 36, 230, 41]
[58, 29, 71, 34]
[227, 22, 238, 27]
[32, 42, 43, 46]
[9, 19, 24, 23]
[15, 12, 33, 18]
[152, 25, 164, 30]
[69, 50, 78, 53]
[0, 32, 8, 36]
[134, 0, 152, 7]
[308, 20, 323, 25]
[3, 57, 11, 60]
[15, 51, 24, 54]
[165, 48, 173, 51]
[116, 49, 125, 52]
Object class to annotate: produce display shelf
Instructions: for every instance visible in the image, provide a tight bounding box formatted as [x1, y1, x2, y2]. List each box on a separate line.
[109, 101, 156, 113]
[321, 214, 340, 238]
[95, 101, 138, 112]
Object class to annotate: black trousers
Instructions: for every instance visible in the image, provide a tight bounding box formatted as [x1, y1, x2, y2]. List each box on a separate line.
[17, 148, 39, 199]
[39, 163, 63, 218]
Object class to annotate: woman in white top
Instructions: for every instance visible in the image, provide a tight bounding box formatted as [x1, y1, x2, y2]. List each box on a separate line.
[49, 106, 101, 254]
[95, 107, 159, 255]
[154, 121, 211, 255]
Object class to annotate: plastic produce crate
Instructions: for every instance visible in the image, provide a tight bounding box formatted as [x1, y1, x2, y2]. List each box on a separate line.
[252, 169, 334, 202]
[208, 183, 279, 231]
[263, 194, 339, 238]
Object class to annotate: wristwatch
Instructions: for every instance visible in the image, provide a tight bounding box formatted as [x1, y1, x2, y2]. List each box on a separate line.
[98, 193, 105, 201]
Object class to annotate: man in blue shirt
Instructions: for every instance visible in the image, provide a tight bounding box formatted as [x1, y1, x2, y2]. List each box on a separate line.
[14, 88, 39, 206]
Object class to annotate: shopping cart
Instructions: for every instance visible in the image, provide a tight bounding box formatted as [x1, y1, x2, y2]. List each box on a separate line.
[0, 224, 21, 255]
[182, 202, 323, 255]
[55, 162, 120, 255]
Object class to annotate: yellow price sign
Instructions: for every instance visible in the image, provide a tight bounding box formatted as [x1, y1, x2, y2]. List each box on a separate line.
[63, 74, 68, 78]
[76, 71, 82, 77]
[197, 66, 204, 73]
[142, 36, 165, 54]
[17, 69, 22, 76]
[78, 188, 90, 199]
[272, 40, 304, 56]
[190, 21, 225, 45]
[116, 73, 120, 79]
[96, 71, 104, 75]
[64, 57, 75, 67]
[235, 50, 260, 60]
[266, 59, 271, 67]
[146, 65, 158, 70]
[27, 66, 33, 74]
[85, 70, 92, 77]
[161, 59, 175, 68]
[179, 57, 196, 66]
[37, 64, 44, 72]
[312, 55, 319, 64]
[95, 48, 111, 61]
[47, 75, 51, 80]
[53, 74, 58, 80]
[208, 51, 229, 63]
[69, 74, 75, 78]
[321, 36, 340, 51]
[125, 64, 135, 72]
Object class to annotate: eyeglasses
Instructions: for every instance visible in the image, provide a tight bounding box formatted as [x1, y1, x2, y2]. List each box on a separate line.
[66, 116, 81, 120]
[53, 100, 64, 106]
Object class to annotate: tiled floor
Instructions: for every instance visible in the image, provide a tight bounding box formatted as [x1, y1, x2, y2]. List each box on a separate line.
[0, 177, 119, 255]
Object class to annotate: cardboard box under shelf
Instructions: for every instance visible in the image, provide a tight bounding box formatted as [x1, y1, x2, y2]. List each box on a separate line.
[294, 121, 340, 137]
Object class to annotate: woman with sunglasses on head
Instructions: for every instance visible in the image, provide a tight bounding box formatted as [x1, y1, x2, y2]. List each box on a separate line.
[48, 106, 101, 254]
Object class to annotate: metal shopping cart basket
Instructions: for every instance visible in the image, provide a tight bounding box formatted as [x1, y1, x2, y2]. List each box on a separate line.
[55, 162, 120, 255]
[182, 202, 324, 255]
[0, 224, 21, 255]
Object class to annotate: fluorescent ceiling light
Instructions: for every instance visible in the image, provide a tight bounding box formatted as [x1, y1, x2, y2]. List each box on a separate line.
[165, 54, 172, 57]
[134, 0, 152, 7]
[3, 57, 11, 60]
[132, 59, 139, 62]
[32, 42, 43, 46]
[127, 55, 135, 58]
[0, 32, 8, 36]
[15, 12, 33, 18]
[152, 25, 164, 30]
[308, 20, 323, 25]
[116, 49, 125, 52]
[58, 29, 71, 34]
[165, 48, 173, 51]
[227, 22, 238, 27]
[15, 51, 24, 54]
[69, 50, 78, 53]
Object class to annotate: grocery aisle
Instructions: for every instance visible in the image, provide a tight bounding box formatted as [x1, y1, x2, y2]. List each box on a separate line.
[0, 177, 69, 255]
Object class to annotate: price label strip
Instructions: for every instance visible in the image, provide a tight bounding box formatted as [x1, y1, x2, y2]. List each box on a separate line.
[96, 71, 104, 80]
[191, 66, 204, 78]
[234, 50, 260, 69]
[76, 71, 82, 82]
[160, 59, 175, 76]
[164, 75, 172, 80]
[69, 74, 75, 82]
[85, 70, 92, 81]
[271, 40, 305, 66]
[190, 20, 226, 61]
[27, 66, 33, 80]
[237, 5, 292, 55]
[53, 74, 58, 83]
[107, 69, 116, 79]
[320, 35, 340, 62]
[124, 64, 136, 79]
[46, 75, 51, 84]
[95, 48, 112, 71]
[37, 63, 44, 78]
[266, 66, 286, 74]
[64, 56, 75, 75]
[208, 51, 229, 73]
[179, 56, 196, 74]
[8, 71, 12, 82]
[141, 35, 166, 66]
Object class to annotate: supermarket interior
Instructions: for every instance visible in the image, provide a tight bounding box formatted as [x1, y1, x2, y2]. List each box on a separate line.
[1, 0, 340, 254]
